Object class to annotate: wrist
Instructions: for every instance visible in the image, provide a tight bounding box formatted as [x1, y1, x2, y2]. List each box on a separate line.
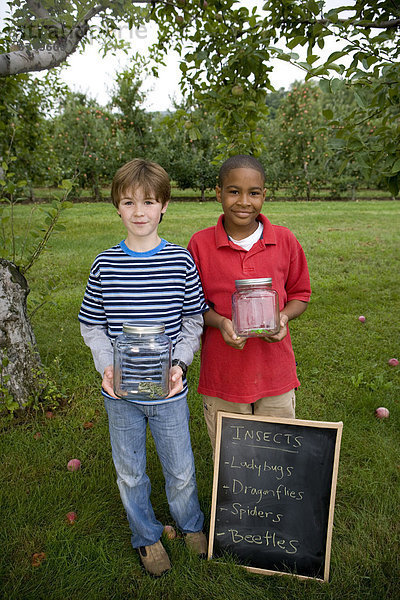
[172, 359, 188, 378]
[218, 315, 229, 330]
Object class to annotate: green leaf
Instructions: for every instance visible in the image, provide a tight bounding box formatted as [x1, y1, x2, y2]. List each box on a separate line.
[338, 156, 350, 175]
[278, 53, 292, 63]
[327, 63, 345, 74]
[329, 138, 345, 149]
[60, 179, 73, 190]
[387, 177, 399, 197]
[322, 109, 334, 120]
[331, 78, 344, 93]
[326, 9, 339, 23]
[306, 54, 319, 65]
[347, 135, 364, 151]
[326, 51, 346, 65]
[391, 158, 400, 174]
[61, 201, 74, 209]
[287, 36, 307, 49]
[297, 62, 311, 71]
[319, 79, 331, 94]
[353, 90, 368, 109]
[308, 0, 320, 15]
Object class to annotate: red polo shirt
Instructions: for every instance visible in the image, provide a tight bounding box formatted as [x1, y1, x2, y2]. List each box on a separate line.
[187, 214, 311, 403]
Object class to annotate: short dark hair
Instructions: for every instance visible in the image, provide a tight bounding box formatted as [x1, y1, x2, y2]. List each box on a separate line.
[218, 155, 266, 187]
[111, 158, 171, 208]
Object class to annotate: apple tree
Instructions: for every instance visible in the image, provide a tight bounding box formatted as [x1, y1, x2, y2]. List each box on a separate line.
[154, 103, 220, 200]
[109, 59, 156, 166]
[260, 83, 328, 200]
[0, 70, 64, 197]
[152, 0, 400, 194]
[51, 92, 116, 199]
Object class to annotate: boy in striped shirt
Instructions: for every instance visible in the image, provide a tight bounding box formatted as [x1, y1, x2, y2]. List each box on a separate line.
[79, 159, 208, 576]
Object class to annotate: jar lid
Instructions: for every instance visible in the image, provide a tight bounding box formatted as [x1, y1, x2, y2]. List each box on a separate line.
[235, 278, 272, 288]
[122, 321, 165, 334]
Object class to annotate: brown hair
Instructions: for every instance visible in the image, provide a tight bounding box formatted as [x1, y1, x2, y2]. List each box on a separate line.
[111, 158, 171, 208]
[218, 155, 266, 187]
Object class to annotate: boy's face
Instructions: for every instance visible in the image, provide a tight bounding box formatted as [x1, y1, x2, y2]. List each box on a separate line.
[117, 186, 168, 243]
[216, 167, 266, 239]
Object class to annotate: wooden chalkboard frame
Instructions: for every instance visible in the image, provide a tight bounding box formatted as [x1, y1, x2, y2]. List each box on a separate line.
[208, 413, 343, 582]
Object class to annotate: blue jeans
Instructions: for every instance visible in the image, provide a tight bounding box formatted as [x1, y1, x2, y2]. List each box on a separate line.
[104, 396, 204, 548]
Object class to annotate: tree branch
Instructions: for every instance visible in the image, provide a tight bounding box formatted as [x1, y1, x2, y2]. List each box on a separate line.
[0, 4, 109, 76]
[320, 17, 400, 30]
[25, 0, 64, 32]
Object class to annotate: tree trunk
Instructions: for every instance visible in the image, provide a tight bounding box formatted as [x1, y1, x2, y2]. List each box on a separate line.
[92, 180, 102, 202]
[0, 259, 42, 409]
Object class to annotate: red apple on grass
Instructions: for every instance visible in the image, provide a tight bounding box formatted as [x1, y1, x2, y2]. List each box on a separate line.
[388, 358, 399, 366]
[67, 459, 81, 472]
[375, 407, 389, 419]
[163, 525, 177, 540]
[66, 511, 77, 524]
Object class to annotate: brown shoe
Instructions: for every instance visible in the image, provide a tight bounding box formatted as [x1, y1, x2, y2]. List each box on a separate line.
[184, 531, 207, 558]
[138, 540, 171, 576]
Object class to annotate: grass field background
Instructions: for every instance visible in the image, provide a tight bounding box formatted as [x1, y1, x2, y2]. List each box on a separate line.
[0, 200, 399, 599]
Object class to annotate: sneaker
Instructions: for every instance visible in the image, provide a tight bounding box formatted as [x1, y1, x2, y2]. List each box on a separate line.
[184, 531, 208, 558]
[138, 540, 171, 577]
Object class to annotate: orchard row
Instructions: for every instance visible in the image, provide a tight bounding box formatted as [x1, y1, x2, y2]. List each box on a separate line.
[0, 70, 391, 202]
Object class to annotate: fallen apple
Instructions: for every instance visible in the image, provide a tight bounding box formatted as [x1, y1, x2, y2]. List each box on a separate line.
[375, 407, 389, 419]
[163, 525, 177, 540]
[358, 315, 366, 322]
[67, 459, 81, 472]
[31, 552, 46, 567]
[388, 358, 399, 366]
[66, 511, 77, 524]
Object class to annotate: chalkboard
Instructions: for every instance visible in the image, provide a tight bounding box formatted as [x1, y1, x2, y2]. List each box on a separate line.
[208, 413, 343, 582]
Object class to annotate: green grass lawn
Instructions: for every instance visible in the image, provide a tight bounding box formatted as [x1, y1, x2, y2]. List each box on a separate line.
[0, 200, 399, 599]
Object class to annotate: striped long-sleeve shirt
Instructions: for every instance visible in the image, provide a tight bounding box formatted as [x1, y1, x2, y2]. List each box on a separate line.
[79, 238, 208, 403]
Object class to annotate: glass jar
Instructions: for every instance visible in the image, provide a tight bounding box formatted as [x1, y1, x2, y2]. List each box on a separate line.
[113, 321, 172, 401]
[232, 278, 280, 338]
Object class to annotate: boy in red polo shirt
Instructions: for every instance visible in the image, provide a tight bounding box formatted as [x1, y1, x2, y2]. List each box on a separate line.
[187, 155, 311, 451]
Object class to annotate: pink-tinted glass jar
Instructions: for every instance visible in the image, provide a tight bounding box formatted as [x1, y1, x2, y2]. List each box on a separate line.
[232, 278, 280, 338]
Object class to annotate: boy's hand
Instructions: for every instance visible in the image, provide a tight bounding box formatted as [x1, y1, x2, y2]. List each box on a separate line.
[219, 317, 247, 350]
[263, 314, 289, 343]
[166, 365, 184, 398]
[102, 365, 118, 398]
[204, 308, 246, 349]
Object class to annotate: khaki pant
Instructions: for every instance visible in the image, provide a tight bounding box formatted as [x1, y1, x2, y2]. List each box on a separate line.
[203, 389, 296, 454]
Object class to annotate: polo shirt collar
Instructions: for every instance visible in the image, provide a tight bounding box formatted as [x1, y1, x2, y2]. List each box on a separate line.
[215, 213, 277, 248]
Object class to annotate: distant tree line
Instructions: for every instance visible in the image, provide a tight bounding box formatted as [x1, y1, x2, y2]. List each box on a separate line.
[0, 66, 395, 202]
